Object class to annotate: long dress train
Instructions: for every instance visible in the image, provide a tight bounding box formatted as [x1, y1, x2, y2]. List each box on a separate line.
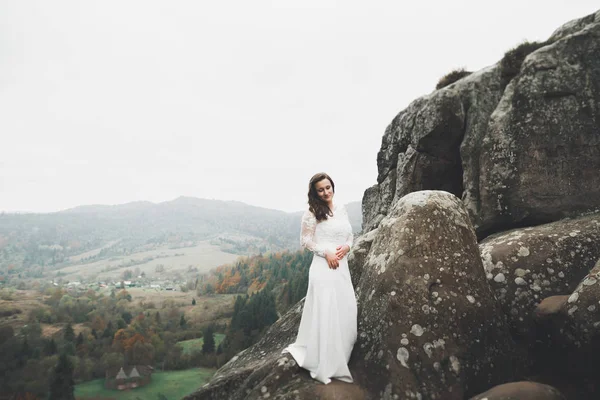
[283, 204, 357, 384]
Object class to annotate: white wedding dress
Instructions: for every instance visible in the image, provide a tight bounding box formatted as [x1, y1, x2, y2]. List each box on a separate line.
[283, 204, 357, 384]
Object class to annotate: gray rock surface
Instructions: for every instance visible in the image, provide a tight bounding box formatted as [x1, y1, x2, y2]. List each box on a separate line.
[534, 258, 600, 347]
[479, 213, 600, 338]
[478, 19, 600, 233]
[348, 227, 378, 289]
[363, 10, 600, 237]
[350, 191, 519, 399]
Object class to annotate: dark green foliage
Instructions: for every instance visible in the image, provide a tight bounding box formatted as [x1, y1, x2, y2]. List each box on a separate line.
[179, 314, 187, 328]
[121, 311, 133, 324]
[500, 40, 550, 85]
[202, 326, 216, 354]
[19, 338, 31, 367]
[435, 68, 472, 90]
[48, 353, 75, 400]
[63, 323, 75, 343]
[204, 284, 214, 294]
[104, 321, 114, 336]
[75, 332, 84, 347]
[192, 298, 196, 305]
[223, 290, 279, 356]
[0, 326, 14, 345]
[44, 338, 58, 356]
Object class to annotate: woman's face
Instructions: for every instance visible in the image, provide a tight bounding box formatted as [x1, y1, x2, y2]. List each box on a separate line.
[314, 179, 334, 202]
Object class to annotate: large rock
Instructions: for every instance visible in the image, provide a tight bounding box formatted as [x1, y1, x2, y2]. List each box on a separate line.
[348, 227, 378, 289]
[479, 213, 600, 338]
[362, 10, 600, 237]
[548, 10, 600, 41]
[529, 259, 600, 399]
[364, 66, 504, 233]
[351, 191, 520, 399]
[478, 17, 600, 233]
[534, 258, 600, 352]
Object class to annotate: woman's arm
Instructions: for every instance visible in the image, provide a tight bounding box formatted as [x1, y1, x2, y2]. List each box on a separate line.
[300, 210, 327, 257]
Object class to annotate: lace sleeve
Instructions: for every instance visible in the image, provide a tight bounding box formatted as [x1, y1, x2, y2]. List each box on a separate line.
[300, 210, 327, 257]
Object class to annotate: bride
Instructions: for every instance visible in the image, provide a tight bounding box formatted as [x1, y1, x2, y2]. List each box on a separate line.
[283, 172, 357, 384]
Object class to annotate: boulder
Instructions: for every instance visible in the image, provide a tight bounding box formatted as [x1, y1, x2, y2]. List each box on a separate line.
[348, 227, 378, 289]
[528, 259, 600, 399]
[469, 381, 566, 400]
[351, 191, 520, 400]
[479, 213, 600, 338]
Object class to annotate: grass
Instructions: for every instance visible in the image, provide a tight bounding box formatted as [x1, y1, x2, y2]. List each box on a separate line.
[75, 368, 216, 400]
[56, 241, 240, 282]
[0, 289, 50, 331]
[177, 334, 226, 355]
[435, 68, 472, 90]
[500, 40, 550, 84]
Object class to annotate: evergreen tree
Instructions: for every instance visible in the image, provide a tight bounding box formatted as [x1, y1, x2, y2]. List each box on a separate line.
[121, 311, 133, 324]
[44, 338, 58, 356]
[48, 353, 75, 400]
[102, 321, 114, 339]
[192, 298, 196, 306]
[76, 332, 84, 347]
[202, 326, 215, 353]
[179, 314, 187, 328]
[63, 323, 75, 343]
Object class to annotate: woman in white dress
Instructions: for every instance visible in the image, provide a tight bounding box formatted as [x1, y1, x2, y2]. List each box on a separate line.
[283, 172, 357, 384]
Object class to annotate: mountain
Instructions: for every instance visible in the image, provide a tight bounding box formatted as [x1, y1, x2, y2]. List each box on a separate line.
[0, 197, 362, 280]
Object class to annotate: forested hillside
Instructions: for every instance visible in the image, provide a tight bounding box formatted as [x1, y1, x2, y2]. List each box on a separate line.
[0, 198, 361, 286]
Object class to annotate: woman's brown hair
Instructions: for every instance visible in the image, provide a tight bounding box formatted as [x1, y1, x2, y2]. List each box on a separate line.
[307, 172, 335, 222]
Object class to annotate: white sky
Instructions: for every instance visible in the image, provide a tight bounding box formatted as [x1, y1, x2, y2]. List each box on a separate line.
[1, 1, 598, 213]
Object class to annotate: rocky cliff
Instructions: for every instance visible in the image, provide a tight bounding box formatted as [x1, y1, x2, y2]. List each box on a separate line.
[363, 10, 600, 238]
[185, 10, 600, 400]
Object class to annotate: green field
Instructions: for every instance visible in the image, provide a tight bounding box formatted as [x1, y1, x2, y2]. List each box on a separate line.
[75, 368, 215, 400]
[177, 334, 226, 355]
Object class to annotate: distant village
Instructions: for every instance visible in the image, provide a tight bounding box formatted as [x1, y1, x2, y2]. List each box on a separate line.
[57, 277, 183, 292]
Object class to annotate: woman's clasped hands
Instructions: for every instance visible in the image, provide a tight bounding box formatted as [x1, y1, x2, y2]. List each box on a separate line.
[325, 245, 350, 269]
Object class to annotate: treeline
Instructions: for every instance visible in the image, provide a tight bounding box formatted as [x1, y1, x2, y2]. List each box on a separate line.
[199, 250, 312, 314]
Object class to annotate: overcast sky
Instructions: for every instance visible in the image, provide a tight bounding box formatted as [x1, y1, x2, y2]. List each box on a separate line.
[1, 1, 598, 213]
